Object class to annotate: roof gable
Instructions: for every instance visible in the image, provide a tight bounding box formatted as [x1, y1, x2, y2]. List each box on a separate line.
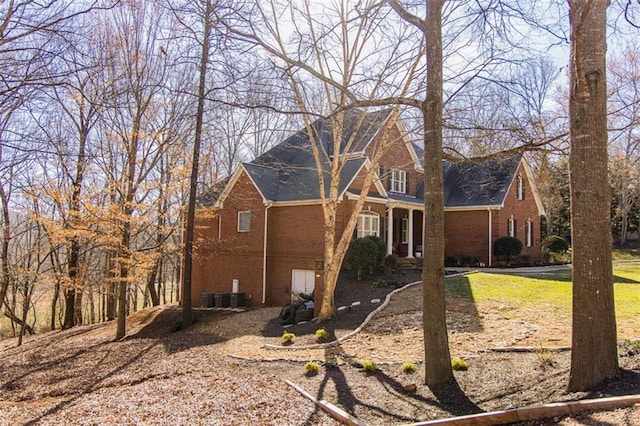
[244, 109, 392, 203]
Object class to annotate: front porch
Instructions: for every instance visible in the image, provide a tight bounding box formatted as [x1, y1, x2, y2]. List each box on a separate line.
[385, 205, 424, 259]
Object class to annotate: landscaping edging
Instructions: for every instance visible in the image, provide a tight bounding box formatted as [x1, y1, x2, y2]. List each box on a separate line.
[287, 377, 640, 426]
[401, 394, 640, 426]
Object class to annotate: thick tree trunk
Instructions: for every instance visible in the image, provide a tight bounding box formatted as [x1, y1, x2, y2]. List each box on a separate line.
[421, 0, 452, 387]
[568, 0, 619, 392]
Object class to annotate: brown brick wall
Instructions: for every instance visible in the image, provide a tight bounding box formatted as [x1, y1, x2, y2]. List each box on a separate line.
[445, 210, 491, 265]
[191, 171, 266, 306]
[365, 124, 422, 195]
[498, 163, 542, 261]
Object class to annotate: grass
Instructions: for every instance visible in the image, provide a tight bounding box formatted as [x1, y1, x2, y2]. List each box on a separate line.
[446, 260, 640, 321]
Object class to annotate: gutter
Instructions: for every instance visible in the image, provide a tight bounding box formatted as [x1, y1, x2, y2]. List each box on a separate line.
[488, 208, 493, 267]
[262, 202, 272, 304]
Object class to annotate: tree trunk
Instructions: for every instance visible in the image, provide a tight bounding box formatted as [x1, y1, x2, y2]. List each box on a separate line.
[421, 0, 452, 387]
[51, 281, 60, 331]
[568, 0, 618, 392]
[146, 259, 161, 307]
[182, 0, 213, 328]
[0, 181, 11, 314]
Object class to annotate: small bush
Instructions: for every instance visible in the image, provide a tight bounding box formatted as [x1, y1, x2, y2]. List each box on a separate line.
[401, 362, 417, 374]
[493, 236, 523, 265]
[373, 277, 387, 288]
[451, 357, 468, 371]
[365, 235, 387, 266]
[445, 256, 458, 267]
[384, 254, 399, 270]
[304, 361, 321, 376]
[459, 255, 480, 267]
[281, 331, 295, 345]
[534, 348, 556, 370]
[542, 235, 569, 254]
[315, 328, 330, 341]
[347, 238, 379, 280]
[361, 360, 377, 373]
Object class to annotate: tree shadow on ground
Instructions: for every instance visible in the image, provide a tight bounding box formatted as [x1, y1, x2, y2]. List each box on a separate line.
[125, 307, 232, 354]
[308, 341, 484, 423]
[445, 275, 483, 332]
[498, 270, 640, 284]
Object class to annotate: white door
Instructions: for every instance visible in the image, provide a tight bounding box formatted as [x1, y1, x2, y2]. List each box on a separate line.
[291, 269, 315, 299]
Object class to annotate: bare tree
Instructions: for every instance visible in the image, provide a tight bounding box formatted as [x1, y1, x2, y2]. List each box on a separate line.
[223, 0, 423, 320]
[608, 43, 640, 245]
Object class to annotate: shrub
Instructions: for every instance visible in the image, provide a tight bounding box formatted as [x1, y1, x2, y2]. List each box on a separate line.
[384, 254, 399, 270]
[542, 235, 569, 254]
[304, 361, 321, 376]
[347, 237, 379, 280]
[361, 359, 377, 373]
[493, 236, 523, 265]
[365, 235, 387, 266]
[281, 331, 295, 345]
[445, 256, 459, 267]
[373, 277, 387, 288]
[315, 328, 330, 342]
[459, 255, 480, 267]
[401, 362, 417, 374]
[451, 357, 468, 371]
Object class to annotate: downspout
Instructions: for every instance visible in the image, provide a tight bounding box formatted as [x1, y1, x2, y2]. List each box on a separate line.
[262, 202, 272, 304]
[488, 208, 492, 267]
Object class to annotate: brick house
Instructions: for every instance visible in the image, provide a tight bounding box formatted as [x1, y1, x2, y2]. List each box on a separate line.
[191, 109, 545, 308]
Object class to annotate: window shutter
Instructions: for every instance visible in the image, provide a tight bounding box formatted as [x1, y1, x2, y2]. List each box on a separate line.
[405, 171, 410, 194]
[378, 165, 385, 190]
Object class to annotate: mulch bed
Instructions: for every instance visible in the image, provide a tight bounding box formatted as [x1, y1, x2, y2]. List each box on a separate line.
[261, 268, 423, 342]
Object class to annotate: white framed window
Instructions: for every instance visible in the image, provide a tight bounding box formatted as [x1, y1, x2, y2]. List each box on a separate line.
[401, 217, 408, 243]
[517, 176, 525, 200]
[525, 220, 533, 247]
[357, 211, 380, 238]
[237, 211, 251, 232]
[508, 217, 515, 237]
[391, 169, 406, 194]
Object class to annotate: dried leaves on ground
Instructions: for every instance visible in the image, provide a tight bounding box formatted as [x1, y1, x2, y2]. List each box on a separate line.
[1, 270, 640, 425]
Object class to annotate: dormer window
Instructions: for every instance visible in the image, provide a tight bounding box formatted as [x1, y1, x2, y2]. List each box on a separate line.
[516, 175, 525, 200]
[391, 169, 406, 194]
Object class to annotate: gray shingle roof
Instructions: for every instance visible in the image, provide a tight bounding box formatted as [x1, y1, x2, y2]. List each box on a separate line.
[245, 109, 392, 202]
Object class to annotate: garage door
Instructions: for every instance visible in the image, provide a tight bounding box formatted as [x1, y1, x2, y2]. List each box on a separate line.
[291, 269, 315, 299]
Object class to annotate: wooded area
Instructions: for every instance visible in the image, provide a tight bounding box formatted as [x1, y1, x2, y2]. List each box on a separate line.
[0, 0, 638, 394]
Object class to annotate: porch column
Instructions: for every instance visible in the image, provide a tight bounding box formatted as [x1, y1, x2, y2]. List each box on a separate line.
[386, 206, 394, 255]
[407, 208, 414, 258]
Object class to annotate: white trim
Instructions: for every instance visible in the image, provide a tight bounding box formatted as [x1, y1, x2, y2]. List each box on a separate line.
[525, 219, 533, 247]
[390, 169, 407, 194]
[387, 207, 394, 255]
[395, 120, 423, 172]
[357, 211, 380, 238]
[444, 205, 504, 212]
[216, 164, 268, 208]
[519, 158, 546, 216]
[262, 203, 272, 304]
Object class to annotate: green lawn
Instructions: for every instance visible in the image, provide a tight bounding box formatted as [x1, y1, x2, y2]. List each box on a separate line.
[446, 261, 640, 320]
